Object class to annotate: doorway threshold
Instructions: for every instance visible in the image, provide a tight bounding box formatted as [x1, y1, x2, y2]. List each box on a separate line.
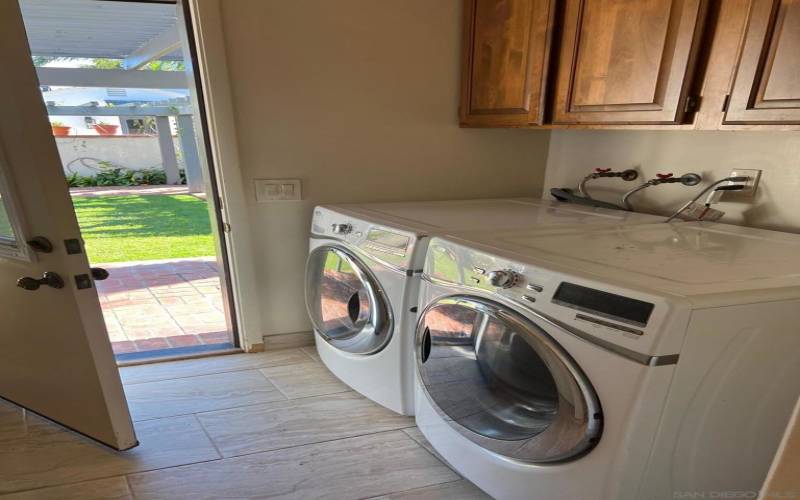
[116, 342, 240, 367]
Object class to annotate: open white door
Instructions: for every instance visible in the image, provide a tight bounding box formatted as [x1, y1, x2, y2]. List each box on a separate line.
[0, 2, 136, 450]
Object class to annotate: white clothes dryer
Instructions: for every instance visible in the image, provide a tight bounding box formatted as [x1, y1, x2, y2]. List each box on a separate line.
[414, 222, 800, 499]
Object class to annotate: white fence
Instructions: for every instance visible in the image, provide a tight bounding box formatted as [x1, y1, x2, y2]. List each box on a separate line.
[55, 136, 184, 176]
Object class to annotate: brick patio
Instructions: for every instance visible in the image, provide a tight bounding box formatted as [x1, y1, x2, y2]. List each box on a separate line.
[96, 257, 232, 355]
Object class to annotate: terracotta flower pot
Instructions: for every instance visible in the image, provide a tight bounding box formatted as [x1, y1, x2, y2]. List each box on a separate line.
[94, 124, 119, 136]
[51, 125, 71, 136]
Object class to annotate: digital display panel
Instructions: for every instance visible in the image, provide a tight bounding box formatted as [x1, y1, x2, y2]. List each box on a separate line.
[552, 282, 654, 327]
[365, 229, 409, 256]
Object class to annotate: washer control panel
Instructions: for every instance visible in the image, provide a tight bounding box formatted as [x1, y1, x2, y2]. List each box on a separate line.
[423, 236, 685, 357]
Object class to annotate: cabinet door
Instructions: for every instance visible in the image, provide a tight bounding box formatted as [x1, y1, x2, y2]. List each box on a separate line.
[460, 0, 555, 126]
[725, 0, 800, 124]
[552, 0, 707, 124]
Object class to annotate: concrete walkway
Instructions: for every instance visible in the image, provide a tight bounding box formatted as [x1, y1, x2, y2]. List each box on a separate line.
[96, 257, 231, 354]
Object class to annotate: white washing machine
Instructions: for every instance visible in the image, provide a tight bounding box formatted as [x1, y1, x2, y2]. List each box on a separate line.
[304, 198, 662, 416]
[414, 222, 800, 499]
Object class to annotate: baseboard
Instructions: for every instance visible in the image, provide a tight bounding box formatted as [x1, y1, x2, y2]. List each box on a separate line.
[246, 342, 265, 353]
[262, 331, 315, 350]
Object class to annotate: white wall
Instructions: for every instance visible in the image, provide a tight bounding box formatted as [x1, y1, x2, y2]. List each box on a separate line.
[55, 136, 183, 175]
[544, 131, 800, 233]
[217, 0, 550, 339]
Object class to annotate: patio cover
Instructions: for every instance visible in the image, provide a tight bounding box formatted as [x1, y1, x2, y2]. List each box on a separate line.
[19, 0, 182, 62]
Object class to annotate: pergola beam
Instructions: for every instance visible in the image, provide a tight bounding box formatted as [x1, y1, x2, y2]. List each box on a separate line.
[36, 67, 188, 89]
[122, 25, 181, 70]
[46, 105, 192, 117]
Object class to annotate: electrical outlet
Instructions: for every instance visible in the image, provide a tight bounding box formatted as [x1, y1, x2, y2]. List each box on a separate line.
[726, 169, 761, 198]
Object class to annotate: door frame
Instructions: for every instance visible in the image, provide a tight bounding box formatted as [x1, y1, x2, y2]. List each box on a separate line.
[102, 0, 263, 351]
[181, 0, 263, 351]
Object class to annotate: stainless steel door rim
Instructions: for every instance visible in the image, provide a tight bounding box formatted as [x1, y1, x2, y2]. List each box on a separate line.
[306, 245, 393, 355]
[417, 295, 602, 463]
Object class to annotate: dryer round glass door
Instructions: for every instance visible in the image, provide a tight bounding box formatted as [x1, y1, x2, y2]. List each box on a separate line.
[416, 296, 602, 463]
[305, 245, 393, 355]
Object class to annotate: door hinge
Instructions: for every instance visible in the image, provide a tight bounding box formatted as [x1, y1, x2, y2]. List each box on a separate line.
[222, 222, 232, 233]
[721, 94, 731, 112]
[684, 95, 701, 113]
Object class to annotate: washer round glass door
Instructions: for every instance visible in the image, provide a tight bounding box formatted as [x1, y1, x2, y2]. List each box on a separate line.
[305, 245, 393, 355]
[417, 296, 602, 463]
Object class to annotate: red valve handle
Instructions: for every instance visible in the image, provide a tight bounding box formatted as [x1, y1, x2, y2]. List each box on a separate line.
[656, 173, 674, 179]
[595, 168, 612, 173]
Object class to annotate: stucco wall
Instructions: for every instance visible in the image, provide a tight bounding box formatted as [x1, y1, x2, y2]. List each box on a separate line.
[55, 136, 183, 176]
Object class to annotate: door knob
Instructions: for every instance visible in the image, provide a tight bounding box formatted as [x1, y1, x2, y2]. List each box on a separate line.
[17, 272, 65, 291]
[26, 236, 53, 253]
[90, 267, 109, 281]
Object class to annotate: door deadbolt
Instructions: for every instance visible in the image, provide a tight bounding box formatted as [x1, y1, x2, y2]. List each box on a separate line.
[26, 236, 54, 253]
[90, 267, 109, 281]
[17, 272, 65, 291]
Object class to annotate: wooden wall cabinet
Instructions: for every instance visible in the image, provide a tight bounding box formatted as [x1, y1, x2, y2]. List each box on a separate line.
[552, 0, 707, 125]
[460, 0, 800, 129]
[724, 0, 800, 125]
[459, 0, 555, 126]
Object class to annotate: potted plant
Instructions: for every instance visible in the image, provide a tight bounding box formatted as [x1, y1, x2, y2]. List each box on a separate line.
[93, 121, 119, 136]
[51, 121, 71, 136]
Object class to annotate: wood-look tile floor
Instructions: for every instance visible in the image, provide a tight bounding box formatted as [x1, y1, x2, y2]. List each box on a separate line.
[0, 348, 491, 499]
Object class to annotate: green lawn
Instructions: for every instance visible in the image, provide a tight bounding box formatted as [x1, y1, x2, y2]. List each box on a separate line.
[0, 201, 13, 240]
[72, 194, 215, 263]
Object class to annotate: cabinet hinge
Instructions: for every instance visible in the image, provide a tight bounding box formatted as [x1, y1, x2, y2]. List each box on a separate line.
[684, 95, 701, 113]
[721, 94, 731, 112]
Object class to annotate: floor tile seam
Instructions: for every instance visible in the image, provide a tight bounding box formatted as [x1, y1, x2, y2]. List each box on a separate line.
[199, 427, 422, 461]
[121, 358, 314, 386]
[357, 478, 467, 500]
[129, 391, 290, 423]
[0, 475, 133, 498]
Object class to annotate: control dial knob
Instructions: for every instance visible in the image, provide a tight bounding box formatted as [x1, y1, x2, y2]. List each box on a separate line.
[487, 270, 520, 289]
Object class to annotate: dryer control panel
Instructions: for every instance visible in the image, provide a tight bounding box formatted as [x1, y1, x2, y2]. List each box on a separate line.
[551, 282, 654, 332]
[311, 206, 424, 272]
[423, 237, 691, 358]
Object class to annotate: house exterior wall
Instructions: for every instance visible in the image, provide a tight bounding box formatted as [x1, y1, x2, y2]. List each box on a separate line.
[55, 136, 183, 176]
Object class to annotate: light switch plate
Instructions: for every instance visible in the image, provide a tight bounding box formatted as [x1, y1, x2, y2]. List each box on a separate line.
[726, 169, 761, 198]
[255, 179, 302, 202]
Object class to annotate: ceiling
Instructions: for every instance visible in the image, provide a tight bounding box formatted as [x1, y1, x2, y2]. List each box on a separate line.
[19, 0, 182, 60]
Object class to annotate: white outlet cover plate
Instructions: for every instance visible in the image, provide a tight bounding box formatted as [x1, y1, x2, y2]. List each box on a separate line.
[255, 179, 302, 202]
[727, 169, 761, 198]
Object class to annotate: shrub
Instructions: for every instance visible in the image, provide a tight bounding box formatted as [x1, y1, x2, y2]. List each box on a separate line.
[135, 168, 168, 185]
[65, 167, 173, 188]
[64, 157, 190, 187]
[95, 168, 133, 186]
